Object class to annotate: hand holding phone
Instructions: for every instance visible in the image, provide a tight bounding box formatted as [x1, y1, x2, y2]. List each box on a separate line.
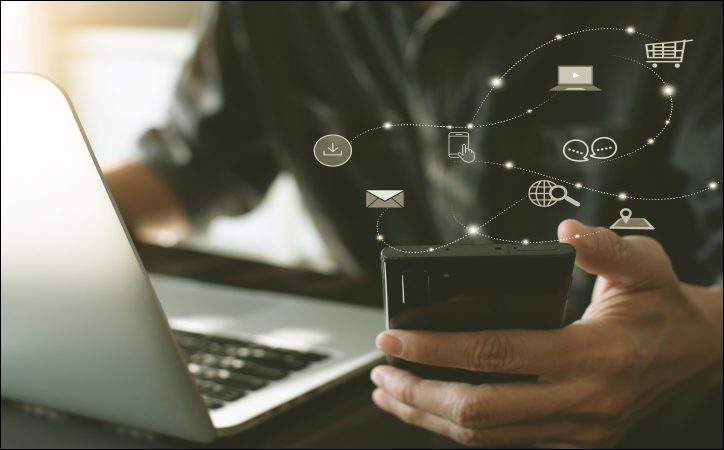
[381, 243, 575, 383]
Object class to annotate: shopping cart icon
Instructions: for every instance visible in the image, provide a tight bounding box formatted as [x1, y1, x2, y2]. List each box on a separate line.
[645, 39, 693, 68]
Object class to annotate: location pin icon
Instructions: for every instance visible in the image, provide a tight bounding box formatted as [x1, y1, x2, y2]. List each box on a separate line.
[620, 208, 632, 224]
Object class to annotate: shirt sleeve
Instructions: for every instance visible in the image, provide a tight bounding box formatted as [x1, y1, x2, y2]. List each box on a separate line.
[669, 11, 723, 283]
[139, 2, 279, 230]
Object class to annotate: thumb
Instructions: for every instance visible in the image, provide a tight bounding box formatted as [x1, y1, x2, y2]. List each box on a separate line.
[558, 219, 676, 288]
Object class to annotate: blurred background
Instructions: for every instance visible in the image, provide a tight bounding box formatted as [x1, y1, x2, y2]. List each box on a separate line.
[1, 1, 337, 273]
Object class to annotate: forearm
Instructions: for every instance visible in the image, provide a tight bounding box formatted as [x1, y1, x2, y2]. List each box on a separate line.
[103, 161, 190, 242]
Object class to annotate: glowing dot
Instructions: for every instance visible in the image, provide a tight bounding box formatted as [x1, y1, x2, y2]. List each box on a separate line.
[446, 125, 453, 129]
[709, 181, 718, 190]
[574, 234, 581, 239]
[526, 108, 532, 114]
[521, 239, 530, 245]
[376, 234, 384, 241]
[383, 122, 392, 130]
[625, 26, 636, 34]
[665, 120, 671, 125]
[647, 138, 655, 145]
[662, 85, 675, 96]
[466, 123, 474, 129]
[467, 225, 480, 235]
[555, 34, 563, 41]
[428, 247, 435, 252]
[490, 77, 503, 88]
[504, 160, 515, 169]
[575, 182, 583, 189]
[618, 192, 628, 201]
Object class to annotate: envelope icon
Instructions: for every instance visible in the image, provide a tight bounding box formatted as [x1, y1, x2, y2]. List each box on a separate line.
[365, 190, 404, 208]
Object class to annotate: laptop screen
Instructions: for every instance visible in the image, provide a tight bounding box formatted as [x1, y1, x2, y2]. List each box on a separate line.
[558, 66, 593, 85]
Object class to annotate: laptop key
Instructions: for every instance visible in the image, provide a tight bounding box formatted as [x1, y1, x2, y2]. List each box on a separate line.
[275, 348, 329, 362]
[244, 349, 309, 371]
[189, 364, 268, 390]
[196, 380, 246, 402]
[189, 353, 289, 380]
[217, 356, 289, 380]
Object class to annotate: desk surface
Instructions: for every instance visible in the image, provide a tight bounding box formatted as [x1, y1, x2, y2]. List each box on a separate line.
[1, 242, 452, 449]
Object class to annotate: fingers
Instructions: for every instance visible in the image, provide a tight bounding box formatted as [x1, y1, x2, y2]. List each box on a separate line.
[372, 388, 584, 447]
[558, 219, 677, 288]
[371, 365, 585, 428]
[376, 326, 583, 376]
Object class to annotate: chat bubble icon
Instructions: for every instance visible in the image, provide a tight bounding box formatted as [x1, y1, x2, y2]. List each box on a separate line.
[589, 136, 617, 160]
[562, 139, 590, 162]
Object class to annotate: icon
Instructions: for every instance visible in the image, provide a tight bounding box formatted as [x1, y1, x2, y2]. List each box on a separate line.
[562, 137, 617, 162]
[645, 39, 693, 68]
[366, 190, 404, 208]
[550, 66, 601, 91]
[528, 180, 581, 207]
[610, 208, 654, 230]
[448, 132, 475, 163]
[314, 134, 352, 167]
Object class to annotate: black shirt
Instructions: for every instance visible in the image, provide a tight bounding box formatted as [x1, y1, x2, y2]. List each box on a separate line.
[140, 1, 723, 317]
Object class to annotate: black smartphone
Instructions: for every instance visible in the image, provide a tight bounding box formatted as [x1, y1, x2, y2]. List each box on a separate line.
[381, 243, 575, 384]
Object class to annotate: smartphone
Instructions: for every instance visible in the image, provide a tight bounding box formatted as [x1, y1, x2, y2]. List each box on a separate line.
[448, 132, 469, 158]
[381, 243, 575, 383]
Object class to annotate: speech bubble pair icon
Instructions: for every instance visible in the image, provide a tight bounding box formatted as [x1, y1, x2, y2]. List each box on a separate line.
[562, 137, 617, 162]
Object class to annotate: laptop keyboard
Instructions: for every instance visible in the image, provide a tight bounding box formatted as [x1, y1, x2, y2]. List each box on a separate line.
[172, 330, 329, 410]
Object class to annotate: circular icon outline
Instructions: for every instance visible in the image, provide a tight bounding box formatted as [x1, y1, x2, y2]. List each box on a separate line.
[313, 134, 353, 167]
[589, 136, 618, 160]
[562, 139, 590, 162]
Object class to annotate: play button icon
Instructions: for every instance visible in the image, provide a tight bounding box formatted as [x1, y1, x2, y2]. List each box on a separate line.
[571, 72, 580, 79]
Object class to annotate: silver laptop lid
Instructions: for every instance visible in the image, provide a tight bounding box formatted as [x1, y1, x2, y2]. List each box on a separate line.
[0, 73, 216, 442]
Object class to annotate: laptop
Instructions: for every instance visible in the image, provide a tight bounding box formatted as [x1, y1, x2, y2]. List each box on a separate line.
[550, 65, 601, 91]
[0, 73, 383, 442]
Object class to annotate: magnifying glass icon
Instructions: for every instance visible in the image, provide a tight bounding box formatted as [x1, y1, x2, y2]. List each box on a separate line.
[550, 184, 580, 207]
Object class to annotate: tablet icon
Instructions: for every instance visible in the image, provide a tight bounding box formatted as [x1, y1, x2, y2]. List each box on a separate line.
[448, 132, 475, 163]
[609, 208, 654, 230]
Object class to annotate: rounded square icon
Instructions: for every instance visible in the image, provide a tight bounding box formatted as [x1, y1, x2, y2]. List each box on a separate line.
[314, 134, 352, 167]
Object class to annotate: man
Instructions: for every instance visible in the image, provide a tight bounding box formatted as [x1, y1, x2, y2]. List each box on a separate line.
[107, 2, 722, 447]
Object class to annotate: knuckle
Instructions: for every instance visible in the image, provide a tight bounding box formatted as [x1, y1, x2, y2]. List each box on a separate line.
[451, 396, 485, 428]
[466, 332, 515, 372]
[398, 379, 419, 405]
[608, 231, 630, 262]
[603, 336, 641, 375]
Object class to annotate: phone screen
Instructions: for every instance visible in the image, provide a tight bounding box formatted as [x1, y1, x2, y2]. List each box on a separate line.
[448, 132, 469, 158]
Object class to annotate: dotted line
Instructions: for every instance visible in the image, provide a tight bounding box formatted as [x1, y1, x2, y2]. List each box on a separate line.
[591, 55, 673, 165]
[351, 123, 450, 142]
[377, 206, 609, 251]
[471, 27, 658, 122]
[351, 93, 558, 142]
[450, 196, 526, 228]
[375, 177, 720, 253]
[627, 180, 721, 200]
[471, 93, 558, 128]
[473, 161, 722, 200]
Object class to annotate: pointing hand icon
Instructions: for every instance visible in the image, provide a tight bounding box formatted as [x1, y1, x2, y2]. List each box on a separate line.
[458, 145, 475, 163]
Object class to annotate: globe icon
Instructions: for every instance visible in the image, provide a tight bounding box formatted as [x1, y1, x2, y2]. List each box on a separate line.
[528, 179, 558, 207]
